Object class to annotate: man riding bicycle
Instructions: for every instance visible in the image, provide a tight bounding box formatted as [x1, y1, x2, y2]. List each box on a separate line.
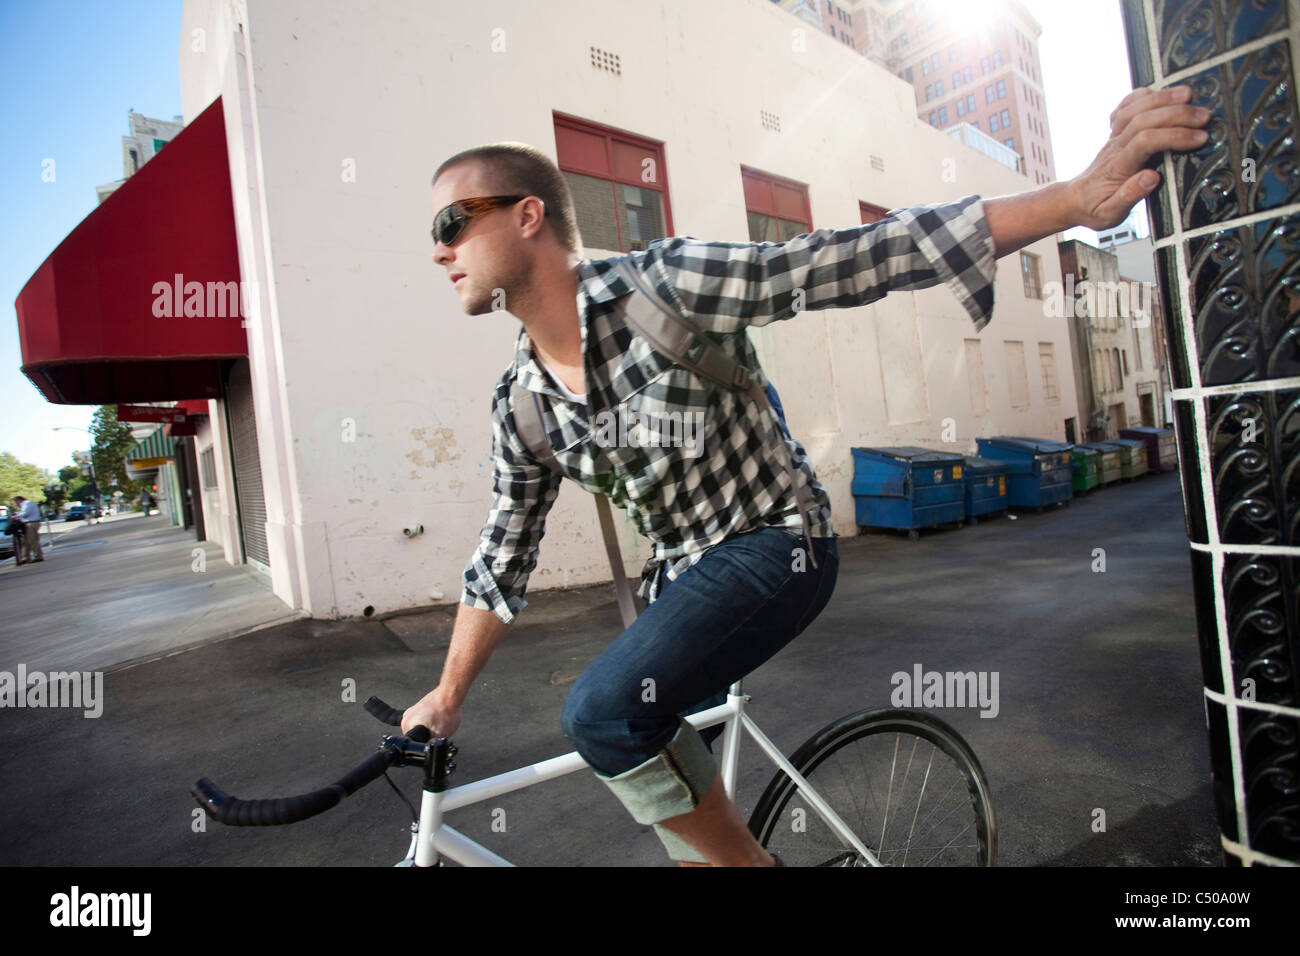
[401, 86, 1210, 865]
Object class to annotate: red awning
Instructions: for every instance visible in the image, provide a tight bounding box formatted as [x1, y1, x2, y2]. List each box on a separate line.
[15, 96, 247, 405]
[173, 399, 210, 418]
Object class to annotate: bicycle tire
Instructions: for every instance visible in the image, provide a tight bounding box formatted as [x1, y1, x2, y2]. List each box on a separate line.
[747, 708, 996, 866]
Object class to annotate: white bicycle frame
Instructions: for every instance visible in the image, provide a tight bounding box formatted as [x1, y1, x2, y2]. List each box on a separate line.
[402, 678, 881, 867]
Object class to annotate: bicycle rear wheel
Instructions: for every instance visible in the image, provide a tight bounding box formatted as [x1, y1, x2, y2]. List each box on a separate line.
[747, 708, 996, 866]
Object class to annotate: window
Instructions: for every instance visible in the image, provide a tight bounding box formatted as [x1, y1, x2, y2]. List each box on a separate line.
[996, 79, 1006, 99]
[555, 115, 672, 252]
[1112, 349, 1123, 390]
[1000, 109, 1011, 127]
[741, 166, 811, 242]
[1133, 322, 1144, 370]
[965, 339, 989, 414]
[1122, 350, 1129, 375]
[905, 67, 913, 82]
[948, 43, 957, 62]
[925, 84, 934, 101]
[966, 94, 975, 112]
[929, 110, 937, 126]
[938, 106, 948, 125]
[1004, 137, 1014, 149]
[989, 114, 1000, 132]
[1005, 341, 1030, 407]
[859, 200, 889, 224]
[963, 66, 972, 83]
[922, 59, 930, 76]
[1038, 342, 1059, 402]
[970, 118, 979, 129]
[931, 53, 940, 70]
[985, 84, 995, 104]
[981, 56, 990, 74]
[953, 71, 962, 88]
[956, 99, 965, 117]
[1020, 251, 1042, 299]
[992, 50, 1003, 67]
[935, 79, 944, 96]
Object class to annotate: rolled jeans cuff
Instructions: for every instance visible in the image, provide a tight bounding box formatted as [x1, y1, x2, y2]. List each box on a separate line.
[594, 715, 717, 861]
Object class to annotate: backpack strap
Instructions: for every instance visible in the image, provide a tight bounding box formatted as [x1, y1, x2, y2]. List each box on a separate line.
[510, 380, 641, 629]
[611, 258, 819, 570]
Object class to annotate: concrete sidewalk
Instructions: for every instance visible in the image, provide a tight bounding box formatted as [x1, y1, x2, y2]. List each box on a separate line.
[0, 472, 1219, 866]
[0, 511, 303, 675]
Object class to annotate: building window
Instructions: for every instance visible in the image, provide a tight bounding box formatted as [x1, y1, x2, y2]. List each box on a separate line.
[1122, 349, 1130, 375]
[1038, 342, 1059, 402]
[1020, 251, 1042, 299]
[742, 165, 812, 242]
[905, 67, 913, 82]
[935, 79, 944, 96]
[1005, 340, 1030, 407]
[929, 110, 937, 126]
[989, 113, 1000, 132]
[1004, 137, 1014, 149]
[925, 84, 934, 101]
[966, 94, 975, 112]
[1112, 349, 1123, 390]
[1000, 108, 1011, 126]
[992, 50, 1003, 68]
[981, 56, 990, 74]
[554, 115, 673, 253]
[963, 67, 972, 83]
[938, 106, 948, 125]
[996, 79, 1006, 99]
[970, 118, 979, 129]
[922, 58, 930, 76]
[859, 200, 890, 224]
[948, 43, 957, 62]
[931, 52, 940, 70]
[1133, 322, 1144, 369]
[953, 71, 962, 88]
[985, 84, 995, 103]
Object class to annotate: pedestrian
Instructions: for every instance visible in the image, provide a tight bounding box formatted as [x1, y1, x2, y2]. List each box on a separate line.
[400, 85, 1212, 865]
[13, 496, 44, 563]
[7, 499, 26, 565]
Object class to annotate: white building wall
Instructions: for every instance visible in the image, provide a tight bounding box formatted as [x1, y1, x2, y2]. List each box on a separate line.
[179, 0, 1077, 619]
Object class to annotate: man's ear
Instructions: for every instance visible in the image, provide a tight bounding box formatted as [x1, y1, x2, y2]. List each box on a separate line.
[519, 196, 547, 239]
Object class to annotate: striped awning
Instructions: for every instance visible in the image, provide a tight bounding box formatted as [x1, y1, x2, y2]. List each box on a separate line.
[126, 428, 177, 468]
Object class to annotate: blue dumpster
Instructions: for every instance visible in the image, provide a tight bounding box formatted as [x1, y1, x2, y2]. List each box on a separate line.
[851, 446, 966, 539]
[962, 456, 1010, 524]
[974, 436, 1074, 509]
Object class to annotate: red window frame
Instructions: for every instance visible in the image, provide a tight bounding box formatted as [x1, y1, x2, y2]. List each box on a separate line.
[552, 112, 675, 251]
[740, 165, 812, 239]
[859, 201, 890, 224]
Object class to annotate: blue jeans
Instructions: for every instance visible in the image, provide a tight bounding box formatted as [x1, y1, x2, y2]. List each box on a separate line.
[560, 526, 839, 861]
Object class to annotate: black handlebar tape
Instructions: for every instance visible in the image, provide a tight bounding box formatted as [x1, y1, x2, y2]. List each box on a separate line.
[406, 725, 431, 743]
[192, 751, 396, 826]
[364, 695, 405, 726]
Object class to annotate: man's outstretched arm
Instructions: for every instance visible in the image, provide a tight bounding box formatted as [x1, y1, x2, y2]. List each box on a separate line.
[983, 84, 1209, 257]
[646, 83, 1209, 334]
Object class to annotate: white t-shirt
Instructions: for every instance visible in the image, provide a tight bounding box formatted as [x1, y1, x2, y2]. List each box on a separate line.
[538, 356, 587, 404]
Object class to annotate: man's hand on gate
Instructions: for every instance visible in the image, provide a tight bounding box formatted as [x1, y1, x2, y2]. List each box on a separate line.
[1065, 84, 1211, 231]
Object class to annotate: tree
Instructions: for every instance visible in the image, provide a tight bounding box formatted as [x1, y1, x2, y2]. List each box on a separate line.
[0, 452, 54, 509]
[91, 405, 140, 504]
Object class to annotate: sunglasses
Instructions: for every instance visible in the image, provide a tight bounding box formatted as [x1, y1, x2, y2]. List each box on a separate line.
[431, 195, 528, 247]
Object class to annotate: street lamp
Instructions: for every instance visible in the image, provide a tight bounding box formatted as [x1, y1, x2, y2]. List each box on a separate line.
[52, 426, 103, 524]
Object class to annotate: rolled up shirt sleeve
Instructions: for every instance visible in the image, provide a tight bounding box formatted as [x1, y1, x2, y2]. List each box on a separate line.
[644, 193, 997, 333]
[460, 381, 563, 625]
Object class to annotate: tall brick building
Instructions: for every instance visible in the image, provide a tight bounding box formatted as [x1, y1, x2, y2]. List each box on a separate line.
[772, 0, 1056, 183]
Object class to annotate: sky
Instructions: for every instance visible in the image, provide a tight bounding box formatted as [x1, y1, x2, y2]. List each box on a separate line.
[0, 0, 1142, 477]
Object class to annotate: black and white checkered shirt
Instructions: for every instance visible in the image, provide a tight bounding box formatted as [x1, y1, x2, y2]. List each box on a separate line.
[461, 193, 997, 624]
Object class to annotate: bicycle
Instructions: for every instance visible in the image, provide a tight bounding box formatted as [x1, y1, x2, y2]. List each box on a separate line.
[192, 679, 996, 867]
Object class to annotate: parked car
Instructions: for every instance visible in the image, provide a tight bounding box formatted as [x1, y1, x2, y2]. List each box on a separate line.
[64, 505, 92, 521]
[0, 517, 16, 560]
